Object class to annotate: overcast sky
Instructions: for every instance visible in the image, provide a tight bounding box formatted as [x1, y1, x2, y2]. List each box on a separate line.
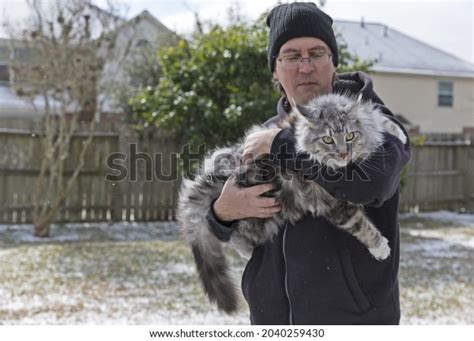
[1, 0, 473, 63]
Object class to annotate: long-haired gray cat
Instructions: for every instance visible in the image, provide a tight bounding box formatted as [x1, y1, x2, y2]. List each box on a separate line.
[177, 93, 407, 314]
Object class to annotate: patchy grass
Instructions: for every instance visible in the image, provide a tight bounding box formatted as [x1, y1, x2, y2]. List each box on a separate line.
[398, 212, 473, 324]
[0, 223, 249, 324]
[0, 213, 472, 324]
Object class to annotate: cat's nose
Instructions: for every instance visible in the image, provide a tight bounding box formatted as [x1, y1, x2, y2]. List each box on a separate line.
[340, 153, 347, 159]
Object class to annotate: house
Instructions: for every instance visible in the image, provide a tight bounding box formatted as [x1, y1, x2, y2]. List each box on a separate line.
[0, 8, 177, 122]
[335, 19, 474, 135]
[0, 38, 45, 119]
[99, 9, 178, 92]
[2, 10, 472, 134]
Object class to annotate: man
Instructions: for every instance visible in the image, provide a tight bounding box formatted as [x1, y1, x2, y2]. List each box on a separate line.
[207, 2, 411, 324]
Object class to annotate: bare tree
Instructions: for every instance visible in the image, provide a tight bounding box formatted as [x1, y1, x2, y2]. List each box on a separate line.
[8, 0, 130, 237]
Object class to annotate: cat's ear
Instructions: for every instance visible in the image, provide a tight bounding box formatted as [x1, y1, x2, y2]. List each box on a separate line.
[348, 93, 363, 113]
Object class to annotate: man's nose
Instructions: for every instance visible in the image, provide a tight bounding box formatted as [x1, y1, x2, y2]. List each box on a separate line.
[298, 58, 316, 73]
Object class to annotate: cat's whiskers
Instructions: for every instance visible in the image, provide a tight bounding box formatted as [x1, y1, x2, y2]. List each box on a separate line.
[371, 143, 403, 155]
[357, 159, 386, 175]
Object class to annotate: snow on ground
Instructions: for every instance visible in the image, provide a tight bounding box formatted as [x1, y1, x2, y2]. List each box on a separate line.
[401, 210, 474, 227]
[398, 211, 473, 324]
[0, 221, 180, 245]
[0, 211, 472, 324]
[399, 210, 474, 249]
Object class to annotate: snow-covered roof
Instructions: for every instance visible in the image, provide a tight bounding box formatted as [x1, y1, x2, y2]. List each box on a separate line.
[0, 85, 118, 117]
[334, 20, 474, 78]
[120, 10, 176, 37]
[0, 85, 44, 117]
[0, 10, 169, 118]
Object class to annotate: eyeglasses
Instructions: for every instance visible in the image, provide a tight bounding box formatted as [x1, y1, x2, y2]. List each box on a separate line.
[277, 52, 333, 70]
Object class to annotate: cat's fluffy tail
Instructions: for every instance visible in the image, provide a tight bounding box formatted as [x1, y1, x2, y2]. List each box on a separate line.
[191, 240, 241, 313]
[177, 176, 241, 314]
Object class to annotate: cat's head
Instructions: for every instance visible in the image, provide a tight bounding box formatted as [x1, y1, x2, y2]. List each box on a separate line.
[292, 93, 385, 169]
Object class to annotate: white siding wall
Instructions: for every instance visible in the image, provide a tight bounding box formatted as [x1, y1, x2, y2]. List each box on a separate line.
[370, 72, 474, 133]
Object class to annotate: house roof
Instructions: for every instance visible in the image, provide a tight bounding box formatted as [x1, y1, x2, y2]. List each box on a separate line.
[0, 85, 44, 117]
[123, 10, 177, 37]
[0, 84, 116, 117]
[334, 20, 474, 78]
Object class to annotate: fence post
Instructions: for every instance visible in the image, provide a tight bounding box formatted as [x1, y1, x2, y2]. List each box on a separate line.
[110, 134, 123, 221]
[460, 146, 474, 211]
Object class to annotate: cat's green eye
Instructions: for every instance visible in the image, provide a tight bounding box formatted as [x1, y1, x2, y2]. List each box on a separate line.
[322, 136, 334, 144]
[345, 132, 355, 142]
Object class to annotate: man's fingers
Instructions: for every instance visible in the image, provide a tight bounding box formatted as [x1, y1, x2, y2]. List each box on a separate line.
[266, 204, 281, 213]
[256, 205, 281, 218]
[241, 149, 257, 164]
[249, 183, 275, 195]
[241, 153, 253, 164]
[256, 197, 278, 207]
[223, 173, 237, 187]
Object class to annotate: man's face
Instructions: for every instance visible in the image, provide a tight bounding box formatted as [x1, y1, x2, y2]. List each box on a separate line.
[274, 37, 336, 105]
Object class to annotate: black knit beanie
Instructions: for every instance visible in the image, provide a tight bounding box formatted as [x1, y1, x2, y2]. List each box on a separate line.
[266, 2, 339, 72]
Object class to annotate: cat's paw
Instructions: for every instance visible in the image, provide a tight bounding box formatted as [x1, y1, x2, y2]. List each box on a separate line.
[389, 124, 407, 145]
[383, 119, 407, 145]
[395, 129, 407, 145]
[368, 237, 390, 261]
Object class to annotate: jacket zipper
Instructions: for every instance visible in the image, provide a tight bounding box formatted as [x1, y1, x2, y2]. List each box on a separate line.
[282, 224, 293, 325]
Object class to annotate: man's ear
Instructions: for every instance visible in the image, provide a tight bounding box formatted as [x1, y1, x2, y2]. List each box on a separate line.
[273, 70, 278, 82]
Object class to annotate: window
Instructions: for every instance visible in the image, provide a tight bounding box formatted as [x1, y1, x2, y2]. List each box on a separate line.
[0, 47, 8, 64]
[135, 39, 151, 49]
[0, 47, 9, 84]
[0, 65, 9, 83]
[438, 80, 453, 107]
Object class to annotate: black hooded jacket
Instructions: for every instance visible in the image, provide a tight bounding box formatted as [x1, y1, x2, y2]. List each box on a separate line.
[206, 71, 411, 325]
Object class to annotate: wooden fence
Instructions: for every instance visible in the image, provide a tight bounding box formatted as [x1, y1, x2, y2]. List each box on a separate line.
[400, 144, 474, 212]
[0, 122, 180, 224]
[0, 123, 472, 224]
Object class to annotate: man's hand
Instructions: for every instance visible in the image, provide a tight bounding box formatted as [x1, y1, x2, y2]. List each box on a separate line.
[242, 128, 281, 164]
[213, 174, 281, 221]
